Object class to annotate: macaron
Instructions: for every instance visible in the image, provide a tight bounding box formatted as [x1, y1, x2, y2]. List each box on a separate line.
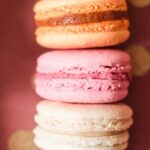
[34, 100, 133, 150]
[34, 0, 130, 49]
[34, 50, 131, 103]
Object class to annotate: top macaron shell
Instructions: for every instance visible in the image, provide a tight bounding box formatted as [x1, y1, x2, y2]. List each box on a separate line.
[34, 0, 130, 49]
[34, 50, 131, 103]
[36, 50, 130, 73]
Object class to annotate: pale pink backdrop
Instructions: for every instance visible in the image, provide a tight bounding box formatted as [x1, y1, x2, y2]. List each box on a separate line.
[0, 0, 150, 149]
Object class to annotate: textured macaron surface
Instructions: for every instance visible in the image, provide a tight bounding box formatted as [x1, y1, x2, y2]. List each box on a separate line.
[34, 101, 133, 149]
[34, 0, 130, 49]
[34, 0, 129, 33]
[34, 138, 128, 150]
[34, 126, 129, 149]
[35, 100, 133, 133]
[34, 50, 131, 103]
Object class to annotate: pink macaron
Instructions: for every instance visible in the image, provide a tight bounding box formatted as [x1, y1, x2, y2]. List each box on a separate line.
[34, 50, 131, 103]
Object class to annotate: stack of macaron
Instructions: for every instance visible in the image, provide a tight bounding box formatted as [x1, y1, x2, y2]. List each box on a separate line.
[32, 0, 133, 150]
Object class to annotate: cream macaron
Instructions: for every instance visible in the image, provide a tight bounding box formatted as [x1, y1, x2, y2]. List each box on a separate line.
[34, 100, 133, 150]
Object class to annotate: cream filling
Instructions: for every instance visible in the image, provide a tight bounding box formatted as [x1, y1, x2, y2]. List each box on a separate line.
[36, 129, 125, 137]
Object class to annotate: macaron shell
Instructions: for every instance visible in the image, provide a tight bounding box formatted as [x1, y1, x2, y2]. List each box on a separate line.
[34, 0, 128, 12]
[36, 50, 131, 73]
[36, 101, 133, 120]
[35, 87, 128, 103]
[36, 31, 130, 49]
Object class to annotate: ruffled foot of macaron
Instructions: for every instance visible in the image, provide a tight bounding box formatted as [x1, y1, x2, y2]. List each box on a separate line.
[33, 100, 133, 150]
[34, 0, 130, 49]
[34, 50, 132, 103]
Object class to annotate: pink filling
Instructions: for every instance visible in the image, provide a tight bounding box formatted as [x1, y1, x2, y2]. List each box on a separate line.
[35, 72, 130, 92]
[36, 72, 131, 81]
[35, 78, 129, 91]
[35, 64, 131, 92]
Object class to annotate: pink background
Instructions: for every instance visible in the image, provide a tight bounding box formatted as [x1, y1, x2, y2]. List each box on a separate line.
[0, 0, 150, 149]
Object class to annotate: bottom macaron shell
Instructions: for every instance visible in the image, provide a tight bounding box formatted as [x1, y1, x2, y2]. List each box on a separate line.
[34, 138, 128, 150]
[36, 31, 129, 49]
[35, 87, 128, 103]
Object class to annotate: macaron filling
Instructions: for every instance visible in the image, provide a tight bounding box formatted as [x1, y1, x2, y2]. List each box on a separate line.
[36, 10, 128, 27]
[36, 72, 130, 80]
[46, 130, 126, 137]
[35, 64, 131, 92]
[35, 78, 129, 91]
